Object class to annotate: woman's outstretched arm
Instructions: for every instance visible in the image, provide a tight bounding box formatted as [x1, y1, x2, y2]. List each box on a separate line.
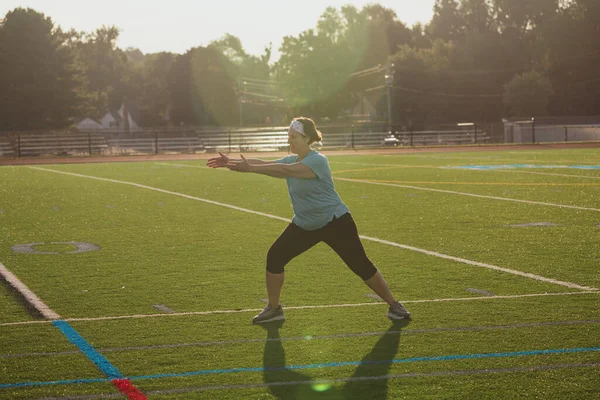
[207, 152, 269, 168]
[227, 154, 316, 179]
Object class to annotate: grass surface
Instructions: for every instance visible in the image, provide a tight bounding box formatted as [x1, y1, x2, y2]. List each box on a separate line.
[0, 147, 599, 399]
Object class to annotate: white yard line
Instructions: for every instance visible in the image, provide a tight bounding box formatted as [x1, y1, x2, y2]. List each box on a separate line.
[157, 162, 234, 172]
[28, 166, 290, 224]
[328, 160, 600, 178]
[2, 291, 598, 327]
[409, 154, 600, 164]
[330, 161, 440, 168]
[155, 162, 209, 169]
[0, 262, 61, 320]
[335, 177, 600, 213]
[161, 161, 442, 170]
[360, 235, 596, 291]
[496, 169, 600, 180]
[27, 166, 598, 291]
[158, 161, 600, 179]
[4, 320, 599, 357]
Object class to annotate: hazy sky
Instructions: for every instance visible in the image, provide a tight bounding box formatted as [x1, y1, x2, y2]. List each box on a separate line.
[1, 1, 435, 60]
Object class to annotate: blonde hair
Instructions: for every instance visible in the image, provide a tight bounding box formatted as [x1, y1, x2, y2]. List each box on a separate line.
[293, 117, 322, 145]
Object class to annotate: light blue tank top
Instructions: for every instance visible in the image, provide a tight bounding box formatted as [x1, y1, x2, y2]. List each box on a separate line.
[275, 150, 349, 230]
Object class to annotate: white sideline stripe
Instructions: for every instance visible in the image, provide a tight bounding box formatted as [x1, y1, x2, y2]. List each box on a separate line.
[0, 262, 61, 320]
[410, 154, 600, 164]
[327, 161, 600, 179]
[155, 162, 209, 169]
[29, 166, 598, 292]
[335, 177, 600, 213]
[1, 291, 598, 327]
[330, 161, 437, 167]
[498, 169, 600, 180]
[4, 320, 600, 358]
[28, 166, 291, 224]
[359, 235, 597, 291]
[330, 162, 600, 180]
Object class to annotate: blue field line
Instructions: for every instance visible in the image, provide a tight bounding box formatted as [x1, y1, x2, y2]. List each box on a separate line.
[0, 378, 110, 389]
[52, 320, 123, 379]
[449, 164, 600, 170]
[3, 346, 598, 389]
[129, 347, 600, 380]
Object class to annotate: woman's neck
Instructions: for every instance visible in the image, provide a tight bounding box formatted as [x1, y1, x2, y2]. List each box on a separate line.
[296, 147, 312, 162]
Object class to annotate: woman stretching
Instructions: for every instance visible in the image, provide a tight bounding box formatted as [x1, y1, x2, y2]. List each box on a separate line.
[207, 117, 411, 324]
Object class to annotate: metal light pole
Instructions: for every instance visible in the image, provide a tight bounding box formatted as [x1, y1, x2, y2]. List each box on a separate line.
[238, 77, 244, 127]
[385, 62, 395, 133]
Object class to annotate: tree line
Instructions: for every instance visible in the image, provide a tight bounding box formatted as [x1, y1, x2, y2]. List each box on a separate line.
[0, 1, 598, 131]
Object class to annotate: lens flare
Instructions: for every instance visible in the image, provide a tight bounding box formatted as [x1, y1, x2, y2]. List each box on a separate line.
[312, 383, 332, 392]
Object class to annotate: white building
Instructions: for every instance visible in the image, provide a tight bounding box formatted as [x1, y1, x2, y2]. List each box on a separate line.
[75, 117, 103, 130]
[100, 103, 139, 130]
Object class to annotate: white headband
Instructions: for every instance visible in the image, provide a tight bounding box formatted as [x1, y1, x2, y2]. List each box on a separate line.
[290, 120, 305, 136]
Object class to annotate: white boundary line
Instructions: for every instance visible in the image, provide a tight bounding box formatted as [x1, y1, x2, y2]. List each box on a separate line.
[27, 166, 598, 292]
[327, 161, 600, 179]
[408, 154, 600, 164]
[359, 235, 596, 291]
[330, 161, 439, 168]
[2, 291, 598, 327]
[159, 161, 600, 180]
[4, 320, 600, 357]
[497, 169, 600, 180]
[0, 262, 61, 320]
[28, 166, 290, 223]
[155, 162, 209, 169]
[335, 177, 600, 213]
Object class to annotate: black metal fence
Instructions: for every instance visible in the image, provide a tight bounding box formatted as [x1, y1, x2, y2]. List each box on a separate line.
[506, 123, 600, 143]
[0, 121, 546, 159]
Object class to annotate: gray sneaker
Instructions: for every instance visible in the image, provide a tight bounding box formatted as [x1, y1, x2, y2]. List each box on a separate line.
[252, 305, 285, 324]
[387, 302, 411, 320]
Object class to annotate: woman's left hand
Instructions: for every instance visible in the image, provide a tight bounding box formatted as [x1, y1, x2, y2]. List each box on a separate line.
[207, 152, 229, 168]
[227, 154, 252, 172]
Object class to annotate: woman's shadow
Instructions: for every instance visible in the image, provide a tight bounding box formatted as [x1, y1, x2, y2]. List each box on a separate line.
[261, 319, 409, 400]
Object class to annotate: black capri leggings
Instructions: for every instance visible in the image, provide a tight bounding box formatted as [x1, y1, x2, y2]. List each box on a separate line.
[266, 213, 378, 281]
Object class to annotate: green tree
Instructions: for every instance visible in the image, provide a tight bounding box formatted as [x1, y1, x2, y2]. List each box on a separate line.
[210, 34, 277, 125]
[492, 0, 560, 35]
[130, 52, 175, 126]
[75, 25, 133, 119]
[503, 71, 554, 116]
[0, 8, 87, 130]
[125, 47, 145, 65]
[167, 46, 237, 126]
[274, 5, 414, 120]
[428, 0, 464, 40]
[540, 0, 600, 115]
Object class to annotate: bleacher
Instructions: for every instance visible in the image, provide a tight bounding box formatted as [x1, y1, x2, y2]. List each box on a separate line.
[17, 133, 108, 157]
[0, 125, 495, 159]
[337, 130, 386, 148]
[105, 135, 205, 155]
[200, 130, 289, 153]
[385, 130, 491, 147]
[0, 137, 14, 157]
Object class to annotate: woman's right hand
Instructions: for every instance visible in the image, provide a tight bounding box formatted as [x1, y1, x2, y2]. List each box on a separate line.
[207, 152, 230, 168]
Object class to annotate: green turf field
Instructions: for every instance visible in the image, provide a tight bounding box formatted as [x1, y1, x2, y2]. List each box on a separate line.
[1, 147, 599, 399]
